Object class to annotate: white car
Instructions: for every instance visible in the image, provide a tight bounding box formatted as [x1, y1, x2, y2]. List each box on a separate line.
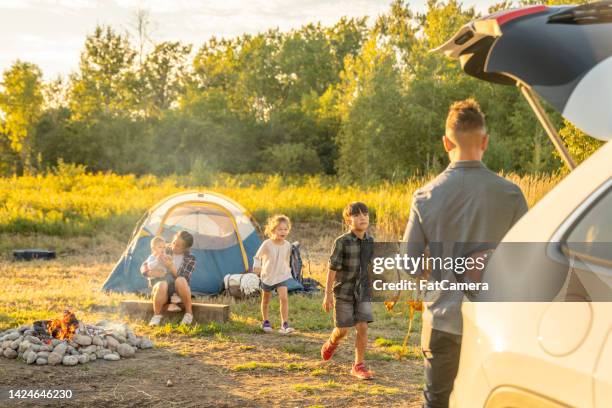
[455, 140, 611, 408]
[435, 3, 612, 407]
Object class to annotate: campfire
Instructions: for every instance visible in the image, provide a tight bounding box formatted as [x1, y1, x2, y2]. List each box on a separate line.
[46, 310, 79, 340]
[1, 310, 154, 366]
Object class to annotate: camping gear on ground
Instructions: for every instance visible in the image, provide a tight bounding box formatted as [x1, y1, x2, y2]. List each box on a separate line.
[290, 241, 303, 283]
[13, 249, 56, 261]
[223, 273, 260, 298]
[287, 242, 321, 294]
[300, 277, 322, 293]
[102, 191, 262, 295]
[434, 1, 612, 170]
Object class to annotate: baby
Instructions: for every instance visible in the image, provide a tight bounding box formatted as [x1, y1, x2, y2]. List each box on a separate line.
[143, 236, 182, 312]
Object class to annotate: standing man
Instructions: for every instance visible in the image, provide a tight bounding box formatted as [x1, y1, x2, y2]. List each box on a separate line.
[403, 99, 528, 408]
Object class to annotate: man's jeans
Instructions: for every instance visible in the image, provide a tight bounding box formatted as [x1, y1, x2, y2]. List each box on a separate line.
[421, 328, 462, 408]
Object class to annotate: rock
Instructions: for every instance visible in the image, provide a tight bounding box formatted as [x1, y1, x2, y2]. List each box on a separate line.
[89, 353, 96, 361]
[37, 351, 50, 359]
[53, 343, 67, 357]
[10, 339, 22, 350]
[70, 349, 80, 356]
[127, 336, 141, 348]
[18, 341, 31, 353]
[1, 340, 12, 349]
[24, 330, 35, 336]
[112, 334, 127, 344]
[78, 354, 89, 364]
[36, 358, 47, 365]
[66, 345, 75, 353]
[102, 322, 128, 339]
[21, 350, 32, 361]
[103, 353, 120, 361]
[80, 345, 97, 354]
[39, 344, 53, 352]
[68, 341, 78, 349]
[47, 352, 62, 366]
[139, 338, 154, 349]
[3, 348, 17, 359]
[18, 325, 32, 333]
[105, 336, 119, 350]
[95, 348, 111, 358]
[74, 334, 92, 346]
[25, 351, 37, 365]
[116, 343, 135, 358]
[92, 336, 104, 346]
[62, 355, 78, 366]
[25, 335, 40, 344]
[166, 379, 173, 387]
[51, 339, 61, 347]
[5, 332, 20, 341]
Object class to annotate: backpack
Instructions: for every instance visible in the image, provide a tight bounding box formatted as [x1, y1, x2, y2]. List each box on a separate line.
[290, 241, 303, 283]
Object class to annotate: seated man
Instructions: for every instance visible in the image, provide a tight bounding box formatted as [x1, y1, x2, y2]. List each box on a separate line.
[141, 230, 196, 326]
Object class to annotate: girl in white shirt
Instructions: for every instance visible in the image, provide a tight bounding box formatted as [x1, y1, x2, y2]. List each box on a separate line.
[254, 214, 295, 334]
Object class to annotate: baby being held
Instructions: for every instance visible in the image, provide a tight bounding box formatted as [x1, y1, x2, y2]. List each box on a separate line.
[144, 236, 182, 311]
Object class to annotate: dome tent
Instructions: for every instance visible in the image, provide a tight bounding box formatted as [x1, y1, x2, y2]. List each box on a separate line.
[102, 191, 262, 295]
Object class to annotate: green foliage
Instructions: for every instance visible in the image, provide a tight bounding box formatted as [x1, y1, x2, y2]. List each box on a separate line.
[262, 142, 322, 174]
[0, 1, 604, 178]
[70, 26, 137, 119]
[0, 61, 44, 173]
[559, 120, 605, 165]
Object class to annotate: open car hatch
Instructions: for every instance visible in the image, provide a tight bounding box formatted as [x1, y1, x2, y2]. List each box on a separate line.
[433, 1, 612, 170]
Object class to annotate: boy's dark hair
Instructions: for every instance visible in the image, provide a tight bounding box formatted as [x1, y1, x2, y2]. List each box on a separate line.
[445, 98, 486, 137]
[342, 201, 369, 225]
[177, 230, 194, 248]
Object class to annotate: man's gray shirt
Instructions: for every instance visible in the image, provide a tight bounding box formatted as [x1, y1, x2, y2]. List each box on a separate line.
[402, 160, 528, 335]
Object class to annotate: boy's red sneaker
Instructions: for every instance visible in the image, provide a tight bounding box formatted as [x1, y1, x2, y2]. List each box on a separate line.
[321, 339, 339, 361]
[351, 362, 373, 380]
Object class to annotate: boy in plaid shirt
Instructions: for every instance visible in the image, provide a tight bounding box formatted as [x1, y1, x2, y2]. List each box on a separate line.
[321, 202, 374, 380]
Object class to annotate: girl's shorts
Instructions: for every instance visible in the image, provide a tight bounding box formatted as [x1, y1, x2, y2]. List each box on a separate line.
[260, 279, 292, 292]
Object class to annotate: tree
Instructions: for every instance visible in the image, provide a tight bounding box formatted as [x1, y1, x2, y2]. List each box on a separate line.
[70, 26, 137, 119]
[141, 41, 192, 116]
[336, 36, 410, 182]
[0, 61, 44, 173]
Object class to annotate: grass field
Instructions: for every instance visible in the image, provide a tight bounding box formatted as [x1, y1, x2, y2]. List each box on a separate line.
[1, 224, 425, 407]
[0, 163, 561, 238]
[0, 169, 561, 406]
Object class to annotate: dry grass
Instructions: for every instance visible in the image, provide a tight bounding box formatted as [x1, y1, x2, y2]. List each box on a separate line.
[0, 165, 561, 239]
[0, 225, 424, 407]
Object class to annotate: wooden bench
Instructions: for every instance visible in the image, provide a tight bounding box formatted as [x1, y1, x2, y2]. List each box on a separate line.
[120, 300, 230, 323]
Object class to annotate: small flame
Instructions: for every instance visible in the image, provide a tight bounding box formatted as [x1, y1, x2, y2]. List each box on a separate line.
[46, 310, 79, 340]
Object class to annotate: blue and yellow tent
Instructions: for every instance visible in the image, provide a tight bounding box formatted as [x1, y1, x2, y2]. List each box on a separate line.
[102, 191, 262, 294]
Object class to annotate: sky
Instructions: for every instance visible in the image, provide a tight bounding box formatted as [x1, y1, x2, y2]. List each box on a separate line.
[0, 0, 495, 80]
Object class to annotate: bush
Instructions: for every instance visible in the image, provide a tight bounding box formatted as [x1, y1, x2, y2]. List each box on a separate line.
[262, 143, 323, 174]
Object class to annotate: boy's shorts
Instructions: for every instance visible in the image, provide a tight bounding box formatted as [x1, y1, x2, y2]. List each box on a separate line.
[334, 298, 374, 328]
[260, 278, 292, 292]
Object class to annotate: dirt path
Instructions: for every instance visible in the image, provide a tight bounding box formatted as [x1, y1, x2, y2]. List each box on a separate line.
[1, 330, 423, 407]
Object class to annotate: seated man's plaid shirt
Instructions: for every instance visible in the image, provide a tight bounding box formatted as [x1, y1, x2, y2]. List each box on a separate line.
[328, 231, 374, 302]
[141, 247, 196, 283]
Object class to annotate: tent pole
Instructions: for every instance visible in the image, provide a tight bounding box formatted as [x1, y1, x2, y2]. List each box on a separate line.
[518, 83, 576, 170]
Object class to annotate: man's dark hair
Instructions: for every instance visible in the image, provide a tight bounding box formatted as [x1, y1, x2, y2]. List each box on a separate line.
[342, 201, 369, 225]
[445, 98, 486, 136]
[177, 230, 194, 248]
